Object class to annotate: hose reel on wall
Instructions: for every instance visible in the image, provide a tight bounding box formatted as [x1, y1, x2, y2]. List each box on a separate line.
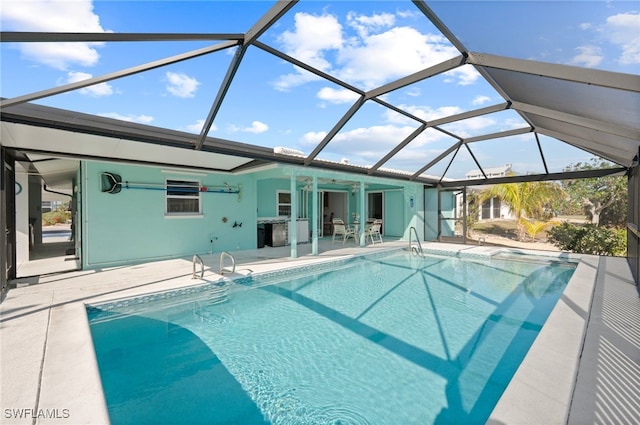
[100, 172, 242, 201]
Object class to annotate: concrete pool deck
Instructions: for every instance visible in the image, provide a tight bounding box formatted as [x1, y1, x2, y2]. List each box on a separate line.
[1, 240, 638, 424]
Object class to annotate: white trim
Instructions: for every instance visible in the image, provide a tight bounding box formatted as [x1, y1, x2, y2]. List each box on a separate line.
[164, 214, 204, 219]
[161, 169, 207, 176]
[276, 189, 291, 217]
[165, 178, 201, 215]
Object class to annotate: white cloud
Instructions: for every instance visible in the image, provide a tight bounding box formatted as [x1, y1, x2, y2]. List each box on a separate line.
[387, 103, 498, 138]
[274, 11, 464, 91]
[389, 105, 464, 125]
[300, 131, 327, 146]
[301, 124, 416, 160]
[602, 12, 640, 65]
[1, 0, 108, 70]
[245, 121, 269, 134]
[186, 120, 205, 133]
[570, 45, 603, 68]
[230, 121, 269, 134]
[63, 71, 114, 96]
[301, 123, 452, 168]
[444, 116, 496, 138]
[346, 11, 395, 38]
[278, 12, 343, 71]
[185, 120, 217, 134]
[502, 118, 531, 131]
[273, 13, 344, 91]
[332, 124, 416, 153]
[165, 72, 200, 98]
[337, 26, 460, 89]
[317, 87, 360, 104]
[472, 95, 492, 106]
[297, 95, 508, 169]
[98, 112, 153, 124]
[396, 9, 420, 20]
[273, 67, 322, 92]
[442, 64, 481, 86]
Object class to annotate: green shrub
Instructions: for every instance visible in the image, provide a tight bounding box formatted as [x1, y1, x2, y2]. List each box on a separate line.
[547, 222, 626, 256]
[42, 208, 71, 225]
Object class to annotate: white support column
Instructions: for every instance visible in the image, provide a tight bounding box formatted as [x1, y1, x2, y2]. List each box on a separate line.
[290, 173, 298, 258]
[312, 176, 318, 255]
[15, 165, 29, 265]
[359, 181, 366, 247]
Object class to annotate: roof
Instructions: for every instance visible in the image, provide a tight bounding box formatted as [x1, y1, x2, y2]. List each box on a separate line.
[1, 1, 638, 187]
[466, 164, 512, 179]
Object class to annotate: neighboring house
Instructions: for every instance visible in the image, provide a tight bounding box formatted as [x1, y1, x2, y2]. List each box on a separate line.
[465, 164, 514, 221]
[466, 164, 513, 180]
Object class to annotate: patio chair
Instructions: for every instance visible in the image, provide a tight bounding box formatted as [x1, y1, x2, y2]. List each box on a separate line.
[332, 218, 356, 244]
[364, 220, 383, 245]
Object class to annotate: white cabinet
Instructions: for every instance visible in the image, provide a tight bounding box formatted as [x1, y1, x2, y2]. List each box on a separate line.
[287, 219, 309, 244]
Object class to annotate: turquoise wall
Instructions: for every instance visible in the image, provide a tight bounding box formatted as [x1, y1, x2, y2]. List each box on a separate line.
[74, 166, 82, 259]
[252, 168, 426, 240]
[425, 188, 438, 241]
[257, 179, 291, 217]
[83, 161, 256, 267]
[384, 190, 404, 237]
[403, 184, 425, 241]
[81, 161, 429, 267]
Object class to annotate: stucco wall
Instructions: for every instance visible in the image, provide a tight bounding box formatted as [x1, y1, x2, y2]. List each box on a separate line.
[82, 161, 256, 268]
[257, 178, 290, 218]
[82, 161, 428, 267]
[425, 188, 439, 241]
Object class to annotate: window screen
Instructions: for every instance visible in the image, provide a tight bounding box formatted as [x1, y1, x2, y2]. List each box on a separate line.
[277, 191, 291, 216]
[166, 180, 200, 214]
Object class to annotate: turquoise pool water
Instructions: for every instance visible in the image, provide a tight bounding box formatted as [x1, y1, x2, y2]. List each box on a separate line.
[87, 250, 576, 425]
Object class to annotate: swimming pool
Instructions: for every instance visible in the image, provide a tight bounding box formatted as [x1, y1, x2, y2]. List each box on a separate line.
[87, 250, 576, 425]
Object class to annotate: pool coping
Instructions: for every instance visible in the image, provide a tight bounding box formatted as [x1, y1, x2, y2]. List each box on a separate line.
[1, 242, 602, 424]
[487, 251, 599, 424]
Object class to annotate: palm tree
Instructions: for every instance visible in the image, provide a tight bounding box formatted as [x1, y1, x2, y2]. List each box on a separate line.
[519, 218, 560, 242]
[480, 180, 565, 241]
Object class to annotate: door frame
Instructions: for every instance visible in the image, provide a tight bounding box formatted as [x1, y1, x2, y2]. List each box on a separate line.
[2, 149, 17, 298]
[320, 190, 348, 237]
[366, 191, 384, 233]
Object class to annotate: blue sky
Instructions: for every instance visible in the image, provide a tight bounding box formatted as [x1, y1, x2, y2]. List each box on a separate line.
[1, 1, 639, 179]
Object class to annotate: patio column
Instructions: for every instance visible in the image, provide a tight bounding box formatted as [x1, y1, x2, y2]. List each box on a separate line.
[290, 173, 297, 258]
[359, 181, 366, 247]
[312, 176, 318, 255]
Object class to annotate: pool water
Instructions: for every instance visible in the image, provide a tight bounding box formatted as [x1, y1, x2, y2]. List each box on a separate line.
[87, 251, 576, 425]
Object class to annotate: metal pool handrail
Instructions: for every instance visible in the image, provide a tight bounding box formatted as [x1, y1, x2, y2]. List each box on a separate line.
[409, 226, 424, 257]
[220, 251, 236, 275]
[192, 254, 204, 279]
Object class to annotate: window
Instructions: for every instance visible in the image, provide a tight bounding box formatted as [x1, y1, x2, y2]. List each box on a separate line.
[277, 191, 291, 216]
[166, 179, 200, 215]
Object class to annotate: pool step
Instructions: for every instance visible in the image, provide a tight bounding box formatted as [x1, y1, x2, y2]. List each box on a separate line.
[207, 285, 229, 304]
[192, 285, 230, 324]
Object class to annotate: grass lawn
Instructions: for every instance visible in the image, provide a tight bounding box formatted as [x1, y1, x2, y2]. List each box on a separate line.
[471, 219, 519, 239]
[471, 216, 589, 240]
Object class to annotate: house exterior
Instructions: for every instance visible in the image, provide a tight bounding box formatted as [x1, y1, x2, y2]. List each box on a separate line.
[2, 105, 461, 277]
[8, 157, 428, 270]
[466, 164, 514, 221]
